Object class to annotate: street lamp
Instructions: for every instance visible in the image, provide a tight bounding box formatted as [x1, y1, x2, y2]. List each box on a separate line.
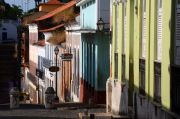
[97, 18, 105, 31]
[54, 46, 59, 101]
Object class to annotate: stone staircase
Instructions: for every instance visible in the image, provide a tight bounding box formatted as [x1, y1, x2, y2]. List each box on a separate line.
[0, 43, 19, 104]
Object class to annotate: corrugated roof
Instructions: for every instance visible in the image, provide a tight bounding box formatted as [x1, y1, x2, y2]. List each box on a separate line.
[39, 23, 64, 32]
[35, 0, 76, 21]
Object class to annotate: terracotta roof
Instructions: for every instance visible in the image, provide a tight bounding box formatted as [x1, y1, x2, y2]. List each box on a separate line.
[39, 0, 64, 5]
[22, 11, 47, 25]
[46, 0, 64, 4]
[39, 23, 64, 32]
[35, 0, 76, 21]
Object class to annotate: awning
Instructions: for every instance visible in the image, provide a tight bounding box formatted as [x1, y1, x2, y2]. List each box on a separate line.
[35, 0, 76, 21]
[39, 24, 64, 32]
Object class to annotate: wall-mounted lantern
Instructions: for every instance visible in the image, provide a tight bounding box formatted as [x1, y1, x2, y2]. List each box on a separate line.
[97, 18, 105, 32]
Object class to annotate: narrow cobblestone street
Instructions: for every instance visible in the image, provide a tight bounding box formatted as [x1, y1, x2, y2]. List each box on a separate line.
[0, 103, 109, 119]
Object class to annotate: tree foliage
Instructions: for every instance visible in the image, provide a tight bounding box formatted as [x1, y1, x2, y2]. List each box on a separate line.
[0, 1, 23, 20]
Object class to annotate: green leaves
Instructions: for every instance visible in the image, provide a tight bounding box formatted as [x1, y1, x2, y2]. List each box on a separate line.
[0, 2, 23, 20]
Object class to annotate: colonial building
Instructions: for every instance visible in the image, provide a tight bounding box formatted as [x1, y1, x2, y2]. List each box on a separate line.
[65, 16, 81, 102]
[0, 20, 20, 43]
[107, 0, 180, 118]
[76, 0, 110, 104]
[34, 0, 79, 102]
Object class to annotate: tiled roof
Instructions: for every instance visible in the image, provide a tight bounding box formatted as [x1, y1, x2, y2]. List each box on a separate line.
[35, 0, 76, 21]
[46, 0, 64, 4]
[22, 11, 47, 25]
[39, 0, 64, 5]
[39, 23, 64, 32]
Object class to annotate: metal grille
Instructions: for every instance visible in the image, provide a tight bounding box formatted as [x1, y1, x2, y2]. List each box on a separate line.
[154, 61, 161, 103]
[139, 58, 145, 95]
[114, 53, 118, 79]
[122, 54, 125, 81]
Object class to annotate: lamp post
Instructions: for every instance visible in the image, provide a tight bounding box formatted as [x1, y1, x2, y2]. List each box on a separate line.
[97, 18, 105, 31]
[54, 46, 59, 101]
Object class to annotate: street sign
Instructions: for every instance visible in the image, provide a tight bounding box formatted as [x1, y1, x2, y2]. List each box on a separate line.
[49, 66, 59, 72]
[61, 53, 73, 61]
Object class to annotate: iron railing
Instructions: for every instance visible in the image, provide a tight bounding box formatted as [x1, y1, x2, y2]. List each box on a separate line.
[139, 58, 145, 95]
[154, 61, 161, 103]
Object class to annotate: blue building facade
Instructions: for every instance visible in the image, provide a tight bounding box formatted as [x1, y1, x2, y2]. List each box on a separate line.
[77, 0, 110, 103]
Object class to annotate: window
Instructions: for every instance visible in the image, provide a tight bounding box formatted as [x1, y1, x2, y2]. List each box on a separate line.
[2, 32, 7, 41]
[141, 0, 146, 58]
[114, 53, 118, 79]
[175, 2, 180, 65]
[159, 0, 162, 8]
[139, 59, 145, 95]
[157, 0, 162, 61]
[123, 1, 127, 54]
[38, 32, 45, 40]
[114, 4, 119, 79]
[122, 54, 125, 82]
[154, 61, 161, 103]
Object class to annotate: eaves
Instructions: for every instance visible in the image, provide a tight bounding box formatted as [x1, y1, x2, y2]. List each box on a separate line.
[76, 0, 91, 6]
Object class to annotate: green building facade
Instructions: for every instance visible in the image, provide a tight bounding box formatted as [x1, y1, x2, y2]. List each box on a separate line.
[107, 0, 180, 118]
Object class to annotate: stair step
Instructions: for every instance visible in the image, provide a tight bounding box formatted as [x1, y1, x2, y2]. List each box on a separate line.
[112, 115, 132, 119]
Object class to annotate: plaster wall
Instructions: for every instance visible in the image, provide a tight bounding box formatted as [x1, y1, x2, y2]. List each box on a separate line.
[0, 20, 19, 43]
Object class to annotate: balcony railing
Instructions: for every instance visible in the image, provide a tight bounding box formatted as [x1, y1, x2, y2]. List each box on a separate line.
[139, 58, 146, 95]
[154, 61, 161, 103]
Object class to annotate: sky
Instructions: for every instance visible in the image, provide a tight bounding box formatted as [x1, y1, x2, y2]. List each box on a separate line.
[5, 0, 35, 12]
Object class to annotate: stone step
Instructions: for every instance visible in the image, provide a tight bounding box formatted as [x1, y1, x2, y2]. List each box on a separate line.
[112, 115, 132, 119]
[79, 112, 112, 119]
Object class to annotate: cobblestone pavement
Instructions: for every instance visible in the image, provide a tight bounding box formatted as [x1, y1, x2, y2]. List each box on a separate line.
[0, 103, 106, 119]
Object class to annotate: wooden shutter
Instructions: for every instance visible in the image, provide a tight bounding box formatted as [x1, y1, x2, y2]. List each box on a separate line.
[175, 1, 180, 65]
[123, 2, 127, 54]
[142, 0, 146, 58]
[157, 0, 162, 61]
